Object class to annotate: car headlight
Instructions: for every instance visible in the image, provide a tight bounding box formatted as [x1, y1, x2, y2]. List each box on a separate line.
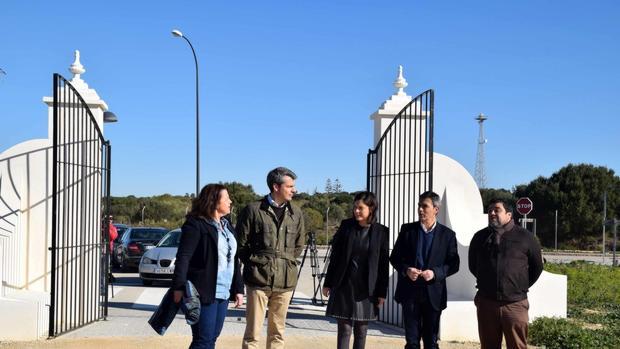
[141, 256, 155, 265]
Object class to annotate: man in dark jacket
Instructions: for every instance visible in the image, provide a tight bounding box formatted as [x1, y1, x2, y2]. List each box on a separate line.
[469, 198, 543, 349]
[236, 167, 305, 349]
[390, 191, 460, 349]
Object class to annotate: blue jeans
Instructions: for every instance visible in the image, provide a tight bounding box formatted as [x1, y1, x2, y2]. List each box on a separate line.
[190, 299, 228, 349]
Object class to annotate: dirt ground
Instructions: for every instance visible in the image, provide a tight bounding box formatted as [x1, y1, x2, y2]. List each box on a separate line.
[0, 335, 484, 349]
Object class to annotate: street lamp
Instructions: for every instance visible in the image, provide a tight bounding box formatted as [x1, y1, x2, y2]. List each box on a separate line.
[172, 28, 200, 196]
[103, 111, 118, 123]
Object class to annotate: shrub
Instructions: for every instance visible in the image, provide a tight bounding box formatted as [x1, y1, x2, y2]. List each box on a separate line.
[530, 262, 620, 348]
[530, 317, 594, 349]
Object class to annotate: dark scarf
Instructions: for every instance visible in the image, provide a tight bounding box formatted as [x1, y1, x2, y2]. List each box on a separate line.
[492, 219, 515, 245]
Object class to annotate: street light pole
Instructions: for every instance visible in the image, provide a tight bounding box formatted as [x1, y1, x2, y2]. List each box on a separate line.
[172, 29, 200, 196]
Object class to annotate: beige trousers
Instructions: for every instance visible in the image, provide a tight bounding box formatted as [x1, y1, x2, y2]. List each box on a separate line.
[242, 286, 293, 349]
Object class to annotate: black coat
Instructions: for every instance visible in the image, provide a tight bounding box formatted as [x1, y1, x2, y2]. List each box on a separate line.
[172, 216, 244, 304]
[468, 222, 543, 302]
[323, 218, 390, 299]
[390, 222, 459, 311]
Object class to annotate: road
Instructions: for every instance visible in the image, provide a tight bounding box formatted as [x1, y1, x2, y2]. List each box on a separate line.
[542, 251, 619, 266]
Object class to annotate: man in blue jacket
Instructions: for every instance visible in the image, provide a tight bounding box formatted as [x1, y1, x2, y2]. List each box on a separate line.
[390, 191, 460, 349]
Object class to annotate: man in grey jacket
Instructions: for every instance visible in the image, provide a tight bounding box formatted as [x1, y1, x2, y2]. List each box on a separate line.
[236, 167, 305, 349]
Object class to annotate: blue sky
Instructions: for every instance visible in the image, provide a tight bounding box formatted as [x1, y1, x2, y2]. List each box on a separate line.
[1, 1, 619, 196]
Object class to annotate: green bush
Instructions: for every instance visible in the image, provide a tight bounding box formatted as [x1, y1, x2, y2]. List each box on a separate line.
[530, 317, 595, 349]
[529, 262, 620, 348]
[544, 261, 620, 308]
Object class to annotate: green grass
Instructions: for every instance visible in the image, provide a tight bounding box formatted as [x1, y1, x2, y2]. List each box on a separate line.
[529, 261, 620, 348]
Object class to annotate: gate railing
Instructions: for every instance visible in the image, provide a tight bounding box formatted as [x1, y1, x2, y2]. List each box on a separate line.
[367, 89, 434, 326]
[49, 73, 110, 337]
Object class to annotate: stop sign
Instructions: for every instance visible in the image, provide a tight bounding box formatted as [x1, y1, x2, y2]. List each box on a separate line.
[516, 197, 533, 215]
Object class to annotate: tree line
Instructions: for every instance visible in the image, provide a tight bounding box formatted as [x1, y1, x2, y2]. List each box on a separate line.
[109, 180, 354, 244]
[481, 163, 620, 250]
[110, 164, 619, 250]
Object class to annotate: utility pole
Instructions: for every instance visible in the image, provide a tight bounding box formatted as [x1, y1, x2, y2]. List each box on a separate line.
[554, 210, 558, 251]
[609, 219, 618, 267]
[604, 218, 618, 267]
[603, 191, 607, 263]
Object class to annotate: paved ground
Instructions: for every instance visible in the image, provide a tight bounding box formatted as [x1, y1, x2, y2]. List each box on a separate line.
[0, 249, 552, 348]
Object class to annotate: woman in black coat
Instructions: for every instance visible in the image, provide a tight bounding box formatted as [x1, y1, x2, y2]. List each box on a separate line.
[322, 191, 389, 349]
[172, 183, 244, 349]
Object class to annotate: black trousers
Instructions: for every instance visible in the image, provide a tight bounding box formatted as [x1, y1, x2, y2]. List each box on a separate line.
[402, 296, 442, 349]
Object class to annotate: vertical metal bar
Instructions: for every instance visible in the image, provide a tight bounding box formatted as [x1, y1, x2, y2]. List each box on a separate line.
[71, 84, 78, 330]
[417, 93, 422, 201]
[104, 142, 112, 317]
[61, 77, 68, 334]
[85, 121, 91, 323]
[49, 74, 59, 338]
[96, 130, 103, 319]
[94, 125, 99, 321]
[407, 103, 412, 225]
[412, 96, 418, 219]
[366, 151, 371, 191]
[79, 103, 86, 328]
[91, 122, 96, 322]
[429, 90, 434, 191]
[423, 92, 428, 190]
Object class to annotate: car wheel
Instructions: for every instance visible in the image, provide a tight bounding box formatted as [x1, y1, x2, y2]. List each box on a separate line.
[142, 279, 153, 286]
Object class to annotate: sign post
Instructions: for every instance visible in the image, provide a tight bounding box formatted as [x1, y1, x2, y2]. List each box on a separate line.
[516, 197, 533, 229]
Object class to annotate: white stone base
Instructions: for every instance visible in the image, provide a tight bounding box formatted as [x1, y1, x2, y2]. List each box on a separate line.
[0, 290, 49, 340]
[440, 301, 479, 342]
[528, 270, 568, 320]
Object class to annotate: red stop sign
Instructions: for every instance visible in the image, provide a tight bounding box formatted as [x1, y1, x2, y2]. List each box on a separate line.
[516, 197, 533, 215]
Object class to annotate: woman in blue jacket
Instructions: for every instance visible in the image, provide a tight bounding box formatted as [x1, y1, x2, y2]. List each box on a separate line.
[172, 183, 244, 349]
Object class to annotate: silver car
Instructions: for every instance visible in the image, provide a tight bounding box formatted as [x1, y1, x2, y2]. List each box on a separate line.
[138, 228, 181, 286]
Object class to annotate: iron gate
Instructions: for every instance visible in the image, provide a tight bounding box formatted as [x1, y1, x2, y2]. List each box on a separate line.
[49, 73, 111, 337]
[367, 89, 434, 326]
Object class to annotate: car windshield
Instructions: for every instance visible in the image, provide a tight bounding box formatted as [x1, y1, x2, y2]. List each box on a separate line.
[130, 228, 167, 240]
[115, 226, 128, 242]
[158, 230, 181, 247]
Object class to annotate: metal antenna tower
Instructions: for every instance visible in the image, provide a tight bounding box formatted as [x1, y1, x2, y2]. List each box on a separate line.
[475, 113, 488, 188]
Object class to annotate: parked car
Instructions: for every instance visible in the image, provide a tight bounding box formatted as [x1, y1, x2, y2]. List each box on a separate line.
[111, 223, 129, 267]
[117, 227, 168, 270]
[139, 228, 181, 286]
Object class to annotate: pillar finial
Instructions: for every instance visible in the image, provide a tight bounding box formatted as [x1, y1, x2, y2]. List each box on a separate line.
[69, 50, 85, 81]
[393, 65, 408, 96]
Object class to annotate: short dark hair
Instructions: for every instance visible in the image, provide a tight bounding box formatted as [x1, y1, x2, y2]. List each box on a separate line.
[419, 191, 441, 208]
[188, 183, 227, 219]
[267, 167, 297, 192]
[353, 191, 379, 224]
[488, 198, 514, 214]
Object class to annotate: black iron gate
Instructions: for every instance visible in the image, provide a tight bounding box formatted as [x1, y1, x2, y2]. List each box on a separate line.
[49, 73, 111, 337]
[367, 89, 434, 326]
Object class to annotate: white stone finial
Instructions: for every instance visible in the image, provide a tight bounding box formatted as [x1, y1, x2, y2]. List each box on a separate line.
[393, 65, 408, 96]
[69, 50, 85, 80]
